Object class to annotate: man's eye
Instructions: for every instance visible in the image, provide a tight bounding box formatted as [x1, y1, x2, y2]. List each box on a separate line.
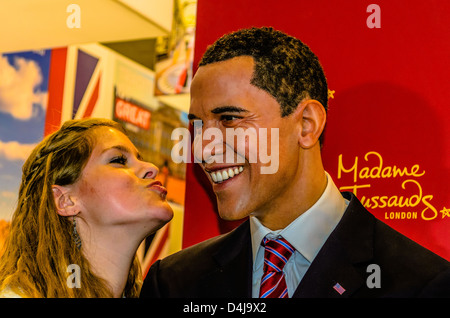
[110, 155, 127, 165]
[221, 115, 240, 122]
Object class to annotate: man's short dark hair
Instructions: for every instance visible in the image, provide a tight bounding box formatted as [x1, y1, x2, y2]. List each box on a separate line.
[199, 27, 328, 144]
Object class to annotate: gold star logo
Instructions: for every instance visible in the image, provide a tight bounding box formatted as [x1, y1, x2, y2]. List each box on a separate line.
[328, 89, 335, 99]
[440, 207, 450, 218]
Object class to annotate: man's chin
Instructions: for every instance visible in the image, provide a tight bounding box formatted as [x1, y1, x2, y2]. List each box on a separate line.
[216, 202, 250, 221]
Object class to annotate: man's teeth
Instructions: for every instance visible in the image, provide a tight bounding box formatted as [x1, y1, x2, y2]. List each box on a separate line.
[210, 166, 243, 183]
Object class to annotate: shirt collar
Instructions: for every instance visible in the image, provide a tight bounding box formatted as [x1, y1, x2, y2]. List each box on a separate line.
[250, 172, 349, 266]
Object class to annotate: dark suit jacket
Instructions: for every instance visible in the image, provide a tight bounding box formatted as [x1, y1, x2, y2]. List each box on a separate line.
[140, 192, 450, 298]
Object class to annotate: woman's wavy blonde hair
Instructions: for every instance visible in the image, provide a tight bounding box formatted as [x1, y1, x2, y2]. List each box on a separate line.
[0, 118, 142, 297]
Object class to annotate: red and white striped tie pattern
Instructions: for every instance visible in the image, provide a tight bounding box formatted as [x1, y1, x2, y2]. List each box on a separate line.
[259, 237, 295, 298]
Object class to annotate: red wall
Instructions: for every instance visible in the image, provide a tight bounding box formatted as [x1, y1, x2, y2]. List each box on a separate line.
[183, 0, 450, 260]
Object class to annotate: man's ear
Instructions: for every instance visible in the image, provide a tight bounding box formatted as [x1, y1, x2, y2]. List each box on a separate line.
[294, 99, 326, 149]
[52, 185, 79, 217]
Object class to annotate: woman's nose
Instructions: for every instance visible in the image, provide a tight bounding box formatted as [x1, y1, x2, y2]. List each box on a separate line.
[142, 162, 159, 179]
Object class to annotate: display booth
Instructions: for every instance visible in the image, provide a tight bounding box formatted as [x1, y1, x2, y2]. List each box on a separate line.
[182, 0, 450, 262]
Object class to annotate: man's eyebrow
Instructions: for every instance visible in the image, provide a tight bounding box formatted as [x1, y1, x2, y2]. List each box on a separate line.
[103, 145, 143, 160]
[188, 106, 248, 121]
[187, 113, 199, 120]
[211, 106, 248, 114]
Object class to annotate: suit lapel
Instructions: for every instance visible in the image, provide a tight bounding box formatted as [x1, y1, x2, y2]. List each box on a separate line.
[293, 236, 368, 298]
[293, 192, 375, 298]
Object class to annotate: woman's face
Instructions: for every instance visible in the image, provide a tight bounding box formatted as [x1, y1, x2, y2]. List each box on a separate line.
[70, 126, 173, 238]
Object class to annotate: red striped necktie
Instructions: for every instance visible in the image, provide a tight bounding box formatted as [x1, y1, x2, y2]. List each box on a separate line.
[259, 237, 295, 298]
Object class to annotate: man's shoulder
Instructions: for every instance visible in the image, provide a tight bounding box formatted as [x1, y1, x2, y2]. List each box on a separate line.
[160, 232, 228, 266]
[141, 220, 251, 297]
[158, 219, 250, 269]
[343, 191, 449, 265]
[340, 192, 450, 296]
[373, 212, 450, 270]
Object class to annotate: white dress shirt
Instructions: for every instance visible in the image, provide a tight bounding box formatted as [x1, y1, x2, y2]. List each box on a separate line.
[250, 172, 349, 297]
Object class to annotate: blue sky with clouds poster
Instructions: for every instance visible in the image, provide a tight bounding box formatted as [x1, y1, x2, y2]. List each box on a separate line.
[0, 50, 50, 220]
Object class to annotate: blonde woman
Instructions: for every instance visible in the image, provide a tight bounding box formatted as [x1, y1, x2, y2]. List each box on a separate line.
[0, 118, 173, 297]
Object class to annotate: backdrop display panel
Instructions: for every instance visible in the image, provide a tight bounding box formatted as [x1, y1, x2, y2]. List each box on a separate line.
[182, 0, 450, 261]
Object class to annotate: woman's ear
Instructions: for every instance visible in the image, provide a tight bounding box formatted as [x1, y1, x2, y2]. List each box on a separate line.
[52, 185, 79, 216]
[294, 99, 327, 149]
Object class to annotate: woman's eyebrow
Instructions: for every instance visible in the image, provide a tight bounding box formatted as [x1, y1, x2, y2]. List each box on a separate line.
[102, 145, 143, 160]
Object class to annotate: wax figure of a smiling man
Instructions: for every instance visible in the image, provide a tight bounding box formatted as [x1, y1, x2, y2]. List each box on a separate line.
[140, 27, 450, 298]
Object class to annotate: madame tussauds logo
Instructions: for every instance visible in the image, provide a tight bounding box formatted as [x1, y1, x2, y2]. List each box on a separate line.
[170, 120, 279, 174]
[338, 151, 449, 221]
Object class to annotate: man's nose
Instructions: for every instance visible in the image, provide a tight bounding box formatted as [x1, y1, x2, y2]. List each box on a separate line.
[192, 125, 227, 164]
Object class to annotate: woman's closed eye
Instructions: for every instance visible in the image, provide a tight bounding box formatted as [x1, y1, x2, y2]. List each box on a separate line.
[109, 154, 127, 165]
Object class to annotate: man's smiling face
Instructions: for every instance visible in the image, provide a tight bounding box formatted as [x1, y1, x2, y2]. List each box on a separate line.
[189, 56, 303, 222]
